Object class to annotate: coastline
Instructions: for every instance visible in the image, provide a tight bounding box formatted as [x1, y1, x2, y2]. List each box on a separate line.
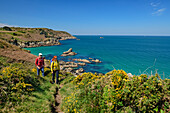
[25, 35, 170, 78]
[1, 27, 170, 78]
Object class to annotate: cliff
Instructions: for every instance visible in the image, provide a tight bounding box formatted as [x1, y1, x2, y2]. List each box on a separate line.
[0, 26, 76, 48]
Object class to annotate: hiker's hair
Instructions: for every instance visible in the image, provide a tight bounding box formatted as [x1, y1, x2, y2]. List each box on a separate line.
[52, 56, 57, 61]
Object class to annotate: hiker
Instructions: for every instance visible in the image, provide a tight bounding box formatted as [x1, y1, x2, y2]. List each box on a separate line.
[35, 53, 45, 77]
[51, 56, 60, 84]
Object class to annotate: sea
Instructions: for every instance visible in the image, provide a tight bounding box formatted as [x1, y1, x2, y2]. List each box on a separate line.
[24, 35, 170, 79]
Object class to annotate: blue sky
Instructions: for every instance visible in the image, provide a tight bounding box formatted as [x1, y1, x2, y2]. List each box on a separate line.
[0, 0, 170, 35]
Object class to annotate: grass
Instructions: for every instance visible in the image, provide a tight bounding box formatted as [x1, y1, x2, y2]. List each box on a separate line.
[18, 31, 26, 34]
[60, 76, 75, 98]
[14, 75, 56, 113]
[0, 56, 57, 112]
[0, 56, 10, 67]
[0, 55, 75, 113]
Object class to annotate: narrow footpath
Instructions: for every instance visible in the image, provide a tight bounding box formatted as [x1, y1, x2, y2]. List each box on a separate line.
[51, 85, 63, 113]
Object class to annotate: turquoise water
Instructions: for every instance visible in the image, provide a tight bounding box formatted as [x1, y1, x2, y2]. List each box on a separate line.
[25, 36, 170, 79]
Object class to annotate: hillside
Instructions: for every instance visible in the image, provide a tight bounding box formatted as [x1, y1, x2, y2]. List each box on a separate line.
[0, 26, 76, 48]
[0, 38, 37, 63]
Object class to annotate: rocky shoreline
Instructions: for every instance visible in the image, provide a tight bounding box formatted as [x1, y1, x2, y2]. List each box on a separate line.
[44, 55, 103, 76]
[11, 37, 76, 48]
[0, 27, 134, 77]
[0, 27, 77, 48]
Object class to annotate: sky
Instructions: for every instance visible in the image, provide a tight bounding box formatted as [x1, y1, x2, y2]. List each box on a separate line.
[0, 0, 170, 35]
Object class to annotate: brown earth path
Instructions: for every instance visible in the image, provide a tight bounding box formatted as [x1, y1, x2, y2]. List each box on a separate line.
[51, 84, 64, 113]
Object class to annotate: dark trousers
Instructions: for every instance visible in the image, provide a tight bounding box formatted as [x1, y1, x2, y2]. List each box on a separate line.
[52, 70, 59, 84]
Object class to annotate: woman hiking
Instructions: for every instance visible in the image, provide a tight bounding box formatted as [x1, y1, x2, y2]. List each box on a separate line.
[51, 56, 60, 84]
[35, 53, 45, 77]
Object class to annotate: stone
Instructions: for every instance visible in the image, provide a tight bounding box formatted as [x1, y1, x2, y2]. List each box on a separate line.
[78, 63, 86, 66]
[76, 68, 84, 73]
[127, 73, 133, 78]
[91, 59, 102, 63]
[65, 67, 74, 72]
[61, 48, 77, 56]
[63, 48, 72, 54]
[73, 59, 91, 63]
[44, 59, 50, 68]
[59, 61, 66, 65]
[60, 66, 64, 71]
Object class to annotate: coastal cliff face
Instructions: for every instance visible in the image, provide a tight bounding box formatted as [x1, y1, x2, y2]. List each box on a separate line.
[0, 27, 76, 48]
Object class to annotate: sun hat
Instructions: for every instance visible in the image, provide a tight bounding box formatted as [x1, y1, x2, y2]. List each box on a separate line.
[39, 53, 43, 56]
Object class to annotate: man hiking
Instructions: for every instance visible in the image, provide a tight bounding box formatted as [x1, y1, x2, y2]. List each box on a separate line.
[35, 53, 45, 77]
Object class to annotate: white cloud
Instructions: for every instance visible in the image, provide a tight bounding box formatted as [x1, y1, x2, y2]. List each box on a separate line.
[152, 8, 166, 15]
[0, 23, 11, 27]
[150, 0, 166, 16]
[150, 2, 160, 7]
[0, 23, 19, 27]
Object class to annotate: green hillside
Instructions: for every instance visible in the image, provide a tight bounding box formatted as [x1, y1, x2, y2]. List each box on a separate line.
[0, 26, 76, 48]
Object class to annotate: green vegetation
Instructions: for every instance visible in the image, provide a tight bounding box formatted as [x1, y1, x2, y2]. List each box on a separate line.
[60, 70, 170, 113]
[2, 26, 12, 31]
[18, 31, 26, 34]
[0, 55, 169, 113]
[0, 39, 13, 49]
[0, 56, 57, 112]
[0, 27, 73, 46]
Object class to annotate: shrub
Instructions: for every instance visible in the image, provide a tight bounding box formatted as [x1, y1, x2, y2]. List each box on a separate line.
[0, 63, 39, 109]
[61, 70, 170, 113]
[2, 26, 12, 31]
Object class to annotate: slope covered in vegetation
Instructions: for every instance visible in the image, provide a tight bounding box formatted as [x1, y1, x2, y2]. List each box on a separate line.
[0, 56, 72, 112]
[60, 70, 170, 113]
[0, 26, 76, 48]
[0, 38, 36, 63]
[0, 55, 170, 112]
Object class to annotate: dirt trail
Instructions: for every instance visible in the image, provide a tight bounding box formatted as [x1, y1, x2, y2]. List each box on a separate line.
[51, 84, 64, 113]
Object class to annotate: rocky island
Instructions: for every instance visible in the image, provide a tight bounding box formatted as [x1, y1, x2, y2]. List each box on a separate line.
[61, 48, 77, 56]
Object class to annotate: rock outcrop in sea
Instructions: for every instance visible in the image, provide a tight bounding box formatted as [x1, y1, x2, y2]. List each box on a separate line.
[73, 58, 102, 63]
[73, 58, 91, 63]
[61, 48, 77, 56]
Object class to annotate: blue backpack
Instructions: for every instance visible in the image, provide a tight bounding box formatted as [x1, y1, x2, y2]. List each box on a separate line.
[50, 59, 53, 64]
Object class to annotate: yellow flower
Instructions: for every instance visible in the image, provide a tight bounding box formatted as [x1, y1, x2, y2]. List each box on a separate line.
[112, 105, 114, 108]
[158, 83, 162, 86]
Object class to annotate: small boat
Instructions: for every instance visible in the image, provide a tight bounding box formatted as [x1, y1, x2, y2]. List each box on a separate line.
[100, 37, 104, 39]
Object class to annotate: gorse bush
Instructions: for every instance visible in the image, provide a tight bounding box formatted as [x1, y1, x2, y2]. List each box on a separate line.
[0, 63, 39, 110]
[61, 70, 170, 113]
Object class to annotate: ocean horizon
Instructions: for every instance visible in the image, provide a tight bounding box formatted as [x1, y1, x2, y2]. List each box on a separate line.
[25, 35, 170, 79]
